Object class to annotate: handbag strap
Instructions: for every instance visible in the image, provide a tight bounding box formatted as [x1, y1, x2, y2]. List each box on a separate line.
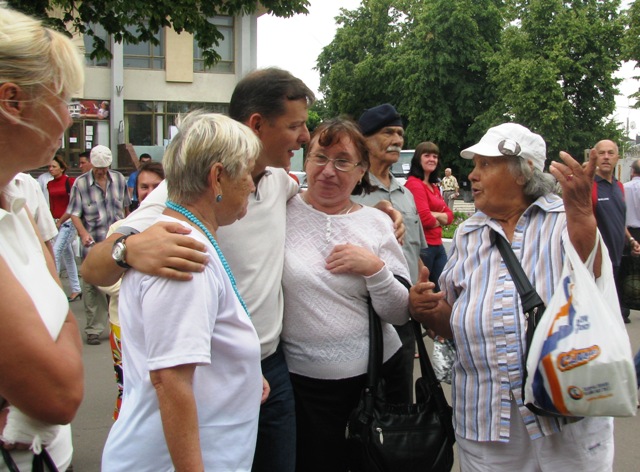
[0, 446, 58, 472]
[365, 275, 428, 389]
[492, 231, 546, 332]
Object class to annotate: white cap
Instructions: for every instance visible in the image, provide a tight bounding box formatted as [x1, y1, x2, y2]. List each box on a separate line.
[460, 123, 546, 171]
[90, 145, 113, 168]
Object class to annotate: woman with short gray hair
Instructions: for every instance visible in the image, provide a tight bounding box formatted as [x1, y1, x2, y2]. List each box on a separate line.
[411, 122, 615, 471]
[102, 111, 266, 472]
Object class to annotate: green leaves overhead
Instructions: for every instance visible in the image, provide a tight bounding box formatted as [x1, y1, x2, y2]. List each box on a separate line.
[7, 0, 310, 67]
[317, 0, 627, 171]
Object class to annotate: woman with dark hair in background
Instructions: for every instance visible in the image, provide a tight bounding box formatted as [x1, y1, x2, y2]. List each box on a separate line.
[404, 142, 453, 290]
[282, 118, 410, 471]
[48, 154, 82, 301]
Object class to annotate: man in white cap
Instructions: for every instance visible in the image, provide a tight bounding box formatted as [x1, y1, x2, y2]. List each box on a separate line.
[67, 145, 130, 345]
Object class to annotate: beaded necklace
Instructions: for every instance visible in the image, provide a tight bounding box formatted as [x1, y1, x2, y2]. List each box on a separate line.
[166, 200, 250, 318]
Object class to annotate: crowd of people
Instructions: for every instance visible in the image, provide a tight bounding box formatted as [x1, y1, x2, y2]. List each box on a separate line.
[1, 4, 640, 472]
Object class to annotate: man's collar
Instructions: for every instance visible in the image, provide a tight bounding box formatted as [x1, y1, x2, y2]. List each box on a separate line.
[367, 171, 405, 192]
[89, 169, 112, 184]
[594, 174, 616, 184]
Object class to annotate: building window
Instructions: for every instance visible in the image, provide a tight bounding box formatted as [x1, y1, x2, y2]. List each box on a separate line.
[84, 23, 110, 67]
[194, 16, 234, 73]
[124, 101, 229, 145]
[123, 25, 165, 70]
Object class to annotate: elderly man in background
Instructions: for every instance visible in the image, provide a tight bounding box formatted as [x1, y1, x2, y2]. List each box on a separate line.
[441, 167, 459, 211]
[354, 103, 427, 402]
[592, 140, 640, 323]
[68, 145, 130, 345]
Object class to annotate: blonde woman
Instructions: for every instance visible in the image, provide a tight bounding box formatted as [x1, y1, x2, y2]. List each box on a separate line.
[0, 4, 84, 471]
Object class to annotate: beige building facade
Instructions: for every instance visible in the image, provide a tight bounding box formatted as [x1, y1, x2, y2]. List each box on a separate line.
[63, 12, 264, 168]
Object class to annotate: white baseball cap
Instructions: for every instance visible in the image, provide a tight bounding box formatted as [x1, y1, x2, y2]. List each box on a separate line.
[460, 123, 546, 171]
[90, 145, 113, 168]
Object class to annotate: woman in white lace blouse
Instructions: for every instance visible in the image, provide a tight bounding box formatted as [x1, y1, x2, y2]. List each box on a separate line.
[281, 118, 410, 472]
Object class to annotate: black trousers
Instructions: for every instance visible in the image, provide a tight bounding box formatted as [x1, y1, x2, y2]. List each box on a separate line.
[290, 348, 407, 472]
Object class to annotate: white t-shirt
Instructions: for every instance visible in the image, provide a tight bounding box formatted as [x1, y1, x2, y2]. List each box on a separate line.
[119, 168, 299, 359]
[0, 181, 72, 471]
[102, 215, 262, 472]
[282, 195, 411, 379]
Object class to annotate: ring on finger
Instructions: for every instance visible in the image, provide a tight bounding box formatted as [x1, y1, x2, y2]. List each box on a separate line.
[566, 174, 574, 181]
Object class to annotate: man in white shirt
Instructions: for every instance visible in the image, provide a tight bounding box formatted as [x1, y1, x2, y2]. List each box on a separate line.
[81, 69, 313, 472]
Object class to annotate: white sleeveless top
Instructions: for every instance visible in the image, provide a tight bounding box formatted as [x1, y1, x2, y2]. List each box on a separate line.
[0, 181, 72, 471]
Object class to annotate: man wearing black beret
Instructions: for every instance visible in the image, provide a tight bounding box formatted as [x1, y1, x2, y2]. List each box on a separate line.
[353, 103, 428, 401]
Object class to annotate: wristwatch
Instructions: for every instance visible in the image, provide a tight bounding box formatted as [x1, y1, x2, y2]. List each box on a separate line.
[112, 234, 132, 269]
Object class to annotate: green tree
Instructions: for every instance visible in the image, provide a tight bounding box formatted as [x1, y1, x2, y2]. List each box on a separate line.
[7, 0, 309, 66]
[479, 0, 624, 161]
[623, 0, 640, 106]
[316, 0, 405, 119]
[316, 0, 503, 174]
[395, 0, 503, 168]
[318, 0, 627, 172]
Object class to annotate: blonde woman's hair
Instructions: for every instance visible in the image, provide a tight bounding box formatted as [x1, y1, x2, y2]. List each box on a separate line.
[0, 4, 84, 128]
[164, 111, 262, 204]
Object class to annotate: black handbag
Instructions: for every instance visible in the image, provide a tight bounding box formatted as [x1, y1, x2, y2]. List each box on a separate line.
[345, 276, 455, 472]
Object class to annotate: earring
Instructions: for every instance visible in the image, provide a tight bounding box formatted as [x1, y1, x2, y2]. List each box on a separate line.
[216, 194, 223, 203]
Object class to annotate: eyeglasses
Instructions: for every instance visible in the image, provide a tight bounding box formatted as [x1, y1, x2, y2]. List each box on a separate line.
[308, 154, 362, 172]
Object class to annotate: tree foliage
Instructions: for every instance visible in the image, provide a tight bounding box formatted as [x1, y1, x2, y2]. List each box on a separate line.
[395, 0, 503, 165]
[623, 0, 640, 106]
[480, 0, 624, 160]
[7, 0, 309, 66]
[317, 0, 405, 119]
[317, 0, 625, 172]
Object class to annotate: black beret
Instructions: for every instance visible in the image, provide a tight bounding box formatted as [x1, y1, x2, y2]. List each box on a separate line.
[357, 104, 403, 136]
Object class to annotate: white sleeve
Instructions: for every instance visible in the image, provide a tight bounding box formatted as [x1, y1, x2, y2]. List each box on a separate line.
[31, 183, 58, 242]
[365, 216, 411, 325]
[116, 179, 168, 234]
[16, 174, 57, 241]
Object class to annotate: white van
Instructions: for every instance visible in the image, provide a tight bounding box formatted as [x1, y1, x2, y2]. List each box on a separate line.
[391, 149, 414, 185]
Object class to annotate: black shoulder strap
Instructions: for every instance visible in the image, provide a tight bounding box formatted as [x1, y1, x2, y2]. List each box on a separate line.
[492, 231, 545, 320]
[65, 175, 71, 195]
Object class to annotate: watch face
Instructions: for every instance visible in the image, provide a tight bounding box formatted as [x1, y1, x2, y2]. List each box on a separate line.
[112, 242, 125, 261]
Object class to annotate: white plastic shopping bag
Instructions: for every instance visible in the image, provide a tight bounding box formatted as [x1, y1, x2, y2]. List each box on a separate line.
[523, 234, 637, 417]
